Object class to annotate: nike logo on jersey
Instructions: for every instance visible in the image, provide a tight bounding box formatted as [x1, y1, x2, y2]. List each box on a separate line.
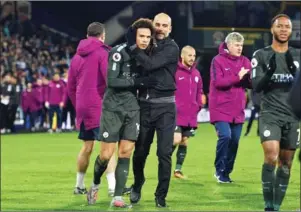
[179, 77, 184, 80]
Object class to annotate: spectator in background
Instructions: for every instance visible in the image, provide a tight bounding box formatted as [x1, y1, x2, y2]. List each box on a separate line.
[41, 77, 49, 129]
[0, 73, 13, 133]
[21, 82, 35, 131]
[7, 75, 22, 133]
[45, 73, 65, 133]
[32, 78, 44, 130]
[61, 72, 75, 131]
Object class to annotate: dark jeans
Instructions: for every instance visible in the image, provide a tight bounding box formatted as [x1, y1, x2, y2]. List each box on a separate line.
[214, 122, 243, 176]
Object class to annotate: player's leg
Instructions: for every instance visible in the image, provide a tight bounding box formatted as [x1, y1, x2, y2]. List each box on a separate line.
[172, 126, 182, 153]
[225, 123, 243, 181]
[131, 104, 154, 204]
[87, 141, 116, 204]
[74, 122, 96, 194]
[48, 106, 54, 133]
[56, 106, 63, 132]
[259, 118, 281, 211]
[62, 105, 67, 130]
[214, 121, 232, 183]
[29, 111, 35, 131]
[245, 106, 257, 136]
[273, 122, 299, 211]
[87, 110, 120, 204]
[111, 140, 135, 208]
[111, 110, 138, 208]
[106, 153, 116, 197]
[172, 126, 182, 178]
[154, 103, 176, 207]
[174, 136, 188, 179]
[174, 127, 194, 179]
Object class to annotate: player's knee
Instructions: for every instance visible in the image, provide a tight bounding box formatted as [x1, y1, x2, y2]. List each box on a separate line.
[118, 145, 134, 158]
[173, 133, 182, 145]
[279, 159, 293, 169]
[99, 153, 111, 161]
[265, 154, 278, 165]
[181, 137, 189, 146]
[81, 142, 94, 155]
[100, 149, 114, 161]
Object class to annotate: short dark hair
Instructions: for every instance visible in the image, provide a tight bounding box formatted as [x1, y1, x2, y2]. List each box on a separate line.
[131, 18, 155, 36]
[271, 14, 291, 27]
[87, 22, 105, 37]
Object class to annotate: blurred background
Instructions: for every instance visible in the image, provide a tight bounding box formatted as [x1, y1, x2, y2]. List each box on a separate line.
[0, 1, 300, 134]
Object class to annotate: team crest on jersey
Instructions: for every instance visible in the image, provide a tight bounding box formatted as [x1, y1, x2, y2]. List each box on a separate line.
[103, 132, 109, 138]
[293, 61, 299, 69]
[263, 130, 271, 137]
[251, 58, 258, 68]
[195, 76, 199, 83]
[56, 84, 60, 88]
[112, 53, 121, 62]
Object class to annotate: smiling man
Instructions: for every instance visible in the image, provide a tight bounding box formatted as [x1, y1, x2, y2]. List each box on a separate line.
[86, 18, 157, 208]
[251, 14, 300, 211]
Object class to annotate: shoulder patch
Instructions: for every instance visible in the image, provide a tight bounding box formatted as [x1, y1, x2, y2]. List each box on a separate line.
[294, 61, 300, 69]
[251, 58, 258, 68]
[112, 52, 122, 62]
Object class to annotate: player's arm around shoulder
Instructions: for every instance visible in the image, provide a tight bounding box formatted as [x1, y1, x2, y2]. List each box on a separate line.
[132, 41, 179, 71]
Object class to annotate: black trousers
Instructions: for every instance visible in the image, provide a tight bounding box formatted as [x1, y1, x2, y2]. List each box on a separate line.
[7, 104, 18, 131]
[132, 101, 176, 200]
[62, 98, 75, 127]
[0, 103, 9, 129]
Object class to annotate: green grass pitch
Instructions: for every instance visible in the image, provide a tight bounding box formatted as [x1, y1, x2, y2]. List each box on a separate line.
[1, 122, 300, 211]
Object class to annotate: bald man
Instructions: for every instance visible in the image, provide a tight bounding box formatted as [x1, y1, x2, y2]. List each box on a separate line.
[126, 13, 179, 207]
[172, 46, 203, 179]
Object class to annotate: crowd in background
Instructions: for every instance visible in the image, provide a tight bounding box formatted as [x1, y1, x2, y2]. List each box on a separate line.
[0, 1, 77, 134]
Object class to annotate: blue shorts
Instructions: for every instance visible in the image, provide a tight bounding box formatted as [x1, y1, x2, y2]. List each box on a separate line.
[78, 122, 100, 141]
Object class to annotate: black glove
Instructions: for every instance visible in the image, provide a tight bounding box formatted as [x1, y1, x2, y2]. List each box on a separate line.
[285, 50, 297, 77]
[125, 26, 137, 49]
[264, 53, 277, 77]
[134, 76, 157, 88]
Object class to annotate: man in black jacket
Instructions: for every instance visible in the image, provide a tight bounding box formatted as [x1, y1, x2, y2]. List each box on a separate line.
[127, 13, 179, 207]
